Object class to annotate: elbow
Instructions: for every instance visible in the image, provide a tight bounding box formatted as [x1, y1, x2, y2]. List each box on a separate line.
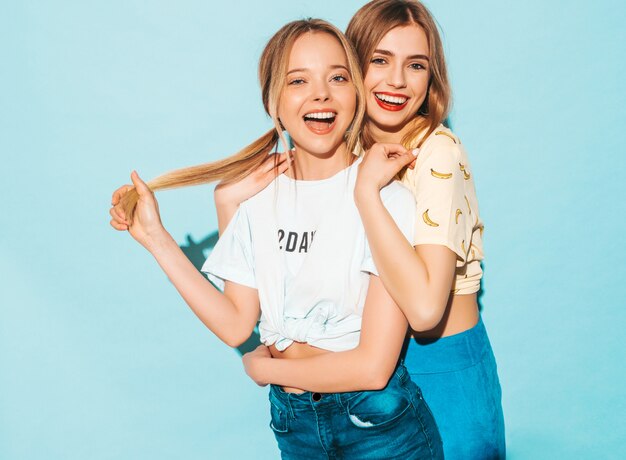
[406, 302, 445, 332]
[222, 335, 244, 349]
[363, 361, 395, 391]
[220, 329, 253, 349]
[367, 375, 391, 391]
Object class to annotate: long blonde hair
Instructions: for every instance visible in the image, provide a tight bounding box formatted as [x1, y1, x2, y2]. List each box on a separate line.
[121, 19, 365, 222]
[346, 0, 451, 150]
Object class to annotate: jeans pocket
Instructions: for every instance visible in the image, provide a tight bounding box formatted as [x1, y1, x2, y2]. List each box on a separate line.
[269, 399, 289, 434]
[346, 387, 412, 429]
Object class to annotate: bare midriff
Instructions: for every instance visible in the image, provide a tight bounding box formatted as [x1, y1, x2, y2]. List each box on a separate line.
[411, 293, 479, 339]
[269, 342, 331, 393]
[265, 295, 478, 392]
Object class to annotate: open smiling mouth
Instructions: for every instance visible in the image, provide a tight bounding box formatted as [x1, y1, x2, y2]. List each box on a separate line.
[303, 111, 337, 134]
[374, 93, 409, 111]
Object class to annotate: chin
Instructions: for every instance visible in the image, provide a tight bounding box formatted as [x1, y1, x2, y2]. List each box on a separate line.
[292, 128, 349, 156]
[368, 101, 420, 133]
[371, 114, 410, 132]
[302, 138, 344, 156]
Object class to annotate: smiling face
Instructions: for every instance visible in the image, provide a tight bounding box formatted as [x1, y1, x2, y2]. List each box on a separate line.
[363, 25, 430, 142]
[277, 32, 357, 159]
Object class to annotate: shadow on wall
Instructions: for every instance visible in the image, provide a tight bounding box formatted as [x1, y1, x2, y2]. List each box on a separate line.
[179, 230, 262, 356]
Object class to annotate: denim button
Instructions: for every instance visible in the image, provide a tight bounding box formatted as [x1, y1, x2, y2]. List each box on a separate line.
[312, 392, 322, 402]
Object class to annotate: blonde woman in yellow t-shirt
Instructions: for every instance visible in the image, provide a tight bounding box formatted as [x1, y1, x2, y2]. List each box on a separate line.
[218, 1, 505, 458]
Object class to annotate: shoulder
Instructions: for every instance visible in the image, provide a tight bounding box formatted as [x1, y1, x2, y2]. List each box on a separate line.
[402, 126, 466, 186]
[419, 125, 463, 162]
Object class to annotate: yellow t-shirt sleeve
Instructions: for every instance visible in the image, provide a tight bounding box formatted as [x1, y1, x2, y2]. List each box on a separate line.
[405, 139, 475, 263]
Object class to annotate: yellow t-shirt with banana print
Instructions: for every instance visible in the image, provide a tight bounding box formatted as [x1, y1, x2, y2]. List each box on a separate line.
[400, 125, 484, 295]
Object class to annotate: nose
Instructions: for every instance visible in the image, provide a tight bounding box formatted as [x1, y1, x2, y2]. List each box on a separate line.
[312, 79, 331, 102]
[386, 63, 406, 89]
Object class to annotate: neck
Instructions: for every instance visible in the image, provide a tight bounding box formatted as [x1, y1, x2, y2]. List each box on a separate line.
[289, 142, 353, 181]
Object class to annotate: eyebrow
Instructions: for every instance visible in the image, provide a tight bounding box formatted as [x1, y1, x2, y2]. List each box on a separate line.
[287, 64, 350, 75]
[373, 49, 430, 61]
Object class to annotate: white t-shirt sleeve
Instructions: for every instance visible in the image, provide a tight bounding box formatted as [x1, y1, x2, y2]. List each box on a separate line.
[361, 183, 417, 276]
[201, 204, 256, 290]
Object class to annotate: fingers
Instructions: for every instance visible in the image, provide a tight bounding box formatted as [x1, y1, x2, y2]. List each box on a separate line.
[110, 204, 128, 224]
[382, 145, 418, 165]
[130, 171, 153, 197]
[253, 344, 272, 357]
[111, 184, 132, 206]
[260, 150, 293, 174]
[109, 218, 129, 231]
[260, 154, 279, 173]
[259, 152, 292, 183]
[382, 143, 409, 156]
[398, 149, 419, 166]
[369, 143, 408, 157]
[276, 159, 290, 175]
[109, 205, 128, 230]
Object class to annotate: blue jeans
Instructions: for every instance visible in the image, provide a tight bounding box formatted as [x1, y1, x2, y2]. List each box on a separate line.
[268, 364, 443, 459]
[405, 317, 506, 459]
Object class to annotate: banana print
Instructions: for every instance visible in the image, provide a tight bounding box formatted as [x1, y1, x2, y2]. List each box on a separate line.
[422, 209, 439, 227]
[459, 163, 471, 180]
[431, 168, 453, 179]
[461, 240, 467, 254]
[455, 209, 462, 224]
[435, 130, 458, 144]
[464, 195, 471, 215]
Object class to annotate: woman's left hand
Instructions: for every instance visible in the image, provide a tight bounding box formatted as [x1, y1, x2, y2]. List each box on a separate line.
[242, 345, 272, 386]
[355, 143, 418, 194]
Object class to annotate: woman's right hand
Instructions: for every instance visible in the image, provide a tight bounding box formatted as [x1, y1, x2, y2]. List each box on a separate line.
[355, 143, 418, 194]
[109, 171, 168, 251]
[214, 151, 292, 208]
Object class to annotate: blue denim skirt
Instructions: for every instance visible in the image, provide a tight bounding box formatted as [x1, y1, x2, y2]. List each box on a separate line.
[268, 364, 443, 459]
[404, 317, 506, 459]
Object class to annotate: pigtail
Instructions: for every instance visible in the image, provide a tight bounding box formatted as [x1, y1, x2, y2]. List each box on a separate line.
[120, 129, 280, 223]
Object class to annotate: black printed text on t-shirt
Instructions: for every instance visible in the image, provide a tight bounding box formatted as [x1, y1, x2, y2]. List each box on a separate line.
[278, 229, 316, 253]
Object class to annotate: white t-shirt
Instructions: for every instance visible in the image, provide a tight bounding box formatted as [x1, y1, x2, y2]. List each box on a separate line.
[202, 158, 416, 352]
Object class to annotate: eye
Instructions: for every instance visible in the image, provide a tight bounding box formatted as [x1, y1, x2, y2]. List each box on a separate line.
[370, 57, 387, 65]
[409, 62, 427, 71]
[288, 78, 306, 85]
[331, 74, 349, 83]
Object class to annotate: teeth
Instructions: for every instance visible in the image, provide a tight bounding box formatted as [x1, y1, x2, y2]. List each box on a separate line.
[375, 93, 408, 105]
[304, 112, 336, 120]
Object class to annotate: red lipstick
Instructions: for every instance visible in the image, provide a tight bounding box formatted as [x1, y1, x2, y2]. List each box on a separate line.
[374, 92, 409, 112]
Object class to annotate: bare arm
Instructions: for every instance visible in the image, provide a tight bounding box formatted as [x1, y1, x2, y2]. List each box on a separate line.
[355, 188, 456, 331]
[353, 143, 456, 331]
[146, 231, 260, 347]
[243, 275, 408, 392]
[110, 172, 259, 347]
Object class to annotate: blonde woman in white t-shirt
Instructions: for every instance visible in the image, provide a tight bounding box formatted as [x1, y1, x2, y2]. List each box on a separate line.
[110, 19, 442, 459]
[225, 2, 505, 459]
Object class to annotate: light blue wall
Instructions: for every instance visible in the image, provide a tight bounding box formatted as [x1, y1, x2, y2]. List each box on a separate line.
[1, 1, 624, 458]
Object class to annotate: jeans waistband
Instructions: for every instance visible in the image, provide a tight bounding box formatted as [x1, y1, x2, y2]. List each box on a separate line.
[403, 316, 494, 374]
[269, 363, 409, 410]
